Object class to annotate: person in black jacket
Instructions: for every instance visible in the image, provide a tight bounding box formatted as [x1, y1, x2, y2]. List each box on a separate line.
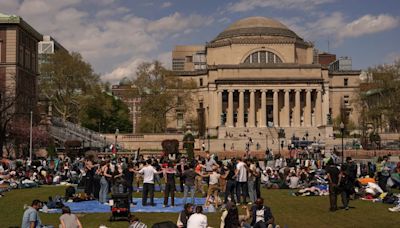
[325, 158, 340, 211]
[251, 198, 279, 228]
[177, 203, 193, 228]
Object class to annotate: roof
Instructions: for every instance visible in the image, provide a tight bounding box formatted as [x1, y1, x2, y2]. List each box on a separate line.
[211, 16, 303, 44]
[224, 17, 289, 31]
[0, 14, 43, 40]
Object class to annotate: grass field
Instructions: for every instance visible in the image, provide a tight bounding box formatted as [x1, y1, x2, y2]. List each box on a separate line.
[0, 186, 399, 228]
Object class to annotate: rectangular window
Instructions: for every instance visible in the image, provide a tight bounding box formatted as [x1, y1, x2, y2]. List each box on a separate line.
[344, 78, 348, 86]
[177, 113, 184, 128]
[19, 46, 24, 66]
[199, 78, 203, 87]
[185, 56, 193, 63]
[172, 58, 185, 71]
[260, 51, 266, 63]
[344, 95, 350, 105]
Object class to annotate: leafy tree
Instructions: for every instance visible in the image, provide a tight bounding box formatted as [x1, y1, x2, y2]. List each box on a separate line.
[79, 90, 132, 133]
[39, 51, 100, 123]
[132, 61, 196, 133]
[357, 59, 400, 132]
[8, 119, 50, 157]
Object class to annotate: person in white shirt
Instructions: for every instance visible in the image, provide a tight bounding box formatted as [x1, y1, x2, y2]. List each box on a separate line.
[134, 160, 161, 206]
[187, 206, 207, 228]
[235, 157, 248, 204]
[204, 167, 221, 208]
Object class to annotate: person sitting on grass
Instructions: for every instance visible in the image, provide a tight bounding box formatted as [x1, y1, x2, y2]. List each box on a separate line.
[220, 202, 252, 228]
[187, 206, 208, 228]
[59, 206, 82, 228]
[128, 214, 147, 228]
[21, 199, 42, 228]
[251, 198, 279, 228]
[177, 203, 194, 228]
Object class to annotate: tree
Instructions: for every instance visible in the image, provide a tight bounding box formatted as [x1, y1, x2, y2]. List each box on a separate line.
[357, 59, 400, 133]
[132, 61, 196, 133]
[8, 119, 50, 157]
[79, 89, 132, 133]
[39, 51, 101, 123]
[0, 88, 16, 158]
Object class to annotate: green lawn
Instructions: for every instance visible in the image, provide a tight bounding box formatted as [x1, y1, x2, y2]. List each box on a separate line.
[0, 186, 398, 228]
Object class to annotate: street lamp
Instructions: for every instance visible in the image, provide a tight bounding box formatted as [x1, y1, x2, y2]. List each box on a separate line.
[29, 111, 33, 161]
[340, 122, 345, 164]
[115, 128, 119, 150]
[207, 128, 211, 152]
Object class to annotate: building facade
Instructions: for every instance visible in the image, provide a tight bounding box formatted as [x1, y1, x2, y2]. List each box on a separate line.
[0, 13, 42, 117]
[171, 17, 361, 140]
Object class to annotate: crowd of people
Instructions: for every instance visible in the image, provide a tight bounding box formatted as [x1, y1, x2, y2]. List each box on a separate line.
[1, 147, 400, 227]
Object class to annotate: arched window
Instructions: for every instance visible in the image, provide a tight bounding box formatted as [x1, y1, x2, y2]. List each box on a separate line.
[243, 51, 282, 64]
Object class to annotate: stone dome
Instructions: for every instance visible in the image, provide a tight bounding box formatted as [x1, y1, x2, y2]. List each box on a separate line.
[212, 16, 300, 42]
[224, 17, 289, 31]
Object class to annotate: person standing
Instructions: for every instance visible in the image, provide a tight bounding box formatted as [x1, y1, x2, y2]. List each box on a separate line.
[204, 167, 221, 208]
[163, 161, 177, 207]
[177, 158, 187, 193]
[99, 161, 112, 204]
[247, 159, 257, 204]
[183, 163, 199, 205]
[235, 157, 248, 205]
[338, 165, 352, 210]
[59, 206, 82, 228]
[21, 200, 42, 228]
[135, 160, 160, 206]
[123, 162, 135, 204]
[223, 161, 237, 204]
[378, 156, 391, 192]
[325, 158, 340, 211]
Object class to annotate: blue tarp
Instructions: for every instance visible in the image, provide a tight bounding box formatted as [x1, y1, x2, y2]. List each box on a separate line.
[44, 197, 207, 213]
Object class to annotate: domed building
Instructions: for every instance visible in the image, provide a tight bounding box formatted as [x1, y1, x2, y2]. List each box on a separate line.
[171, 17, 360, 148]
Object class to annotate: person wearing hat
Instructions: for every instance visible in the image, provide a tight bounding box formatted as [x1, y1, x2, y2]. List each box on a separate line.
[250, 198, 279, 228]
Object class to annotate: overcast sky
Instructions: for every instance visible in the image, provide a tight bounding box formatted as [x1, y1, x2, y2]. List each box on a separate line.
[1, 0, 399, 83]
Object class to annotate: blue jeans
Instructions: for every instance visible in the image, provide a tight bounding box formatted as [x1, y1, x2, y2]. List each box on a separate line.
[99, 176, 108, 203]
[183, 185, 195, 205]
[248, 180, 256, 202]
[224, 180, 236, 203]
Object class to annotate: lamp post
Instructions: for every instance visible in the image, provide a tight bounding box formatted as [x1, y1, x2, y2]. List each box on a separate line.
[29, 111, 33, 161]
[340, 122, 345, 164]
[114, 128, 119, 151]
[207, 128, 211, 152]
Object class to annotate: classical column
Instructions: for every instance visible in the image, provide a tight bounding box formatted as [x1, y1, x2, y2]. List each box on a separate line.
[294, 89, 301, 127]
[227, 89, 234, 127]
[260, 90, 267, 127]
[305, 89, 312, 126]
[248, 89, 256, 127]
[316, 89, 322, 126]
[237, 89, 245, 127]
[217, 90, 222, 126]
[284, 89, 290, 127]
[273, 89, 279, 127]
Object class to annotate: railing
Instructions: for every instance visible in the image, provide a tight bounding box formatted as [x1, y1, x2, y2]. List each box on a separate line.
[49, 117, 112, 148]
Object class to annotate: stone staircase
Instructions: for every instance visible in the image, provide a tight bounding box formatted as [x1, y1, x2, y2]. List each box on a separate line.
[49, 117, 112, 148]
[215, 125, 327, 152]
